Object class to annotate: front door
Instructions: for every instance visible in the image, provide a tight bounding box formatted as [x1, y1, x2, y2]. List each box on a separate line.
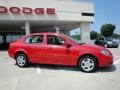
[45, 35, 76, 65]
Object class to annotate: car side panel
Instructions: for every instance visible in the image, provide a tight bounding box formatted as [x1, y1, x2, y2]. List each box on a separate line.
[25, 43, 48, 63]
[43, 45, 80, 66]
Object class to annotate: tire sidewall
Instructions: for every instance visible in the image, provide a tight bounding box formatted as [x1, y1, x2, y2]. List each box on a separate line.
[78, 56, 97, 73]
[15, 54, 28, 67]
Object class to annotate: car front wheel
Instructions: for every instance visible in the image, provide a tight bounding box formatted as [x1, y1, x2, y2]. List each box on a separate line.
[78, 56, 97, 73]
[15, 53, 29, 67]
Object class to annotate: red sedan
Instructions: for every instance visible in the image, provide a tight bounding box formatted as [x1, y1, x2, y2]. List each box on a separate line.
[8, 33, 113, 72]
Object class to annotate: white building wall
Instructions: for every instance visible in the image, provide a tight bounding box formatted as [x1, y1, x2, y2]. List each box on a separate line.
[80, 22, 91, 43]
[0, 0, 94, 43]
[0, 0, 94, 22]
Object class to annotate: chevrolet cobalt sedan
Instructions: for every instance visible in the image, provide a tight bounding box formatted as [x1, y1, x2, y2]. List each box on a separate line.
[8, 33, 113, 72]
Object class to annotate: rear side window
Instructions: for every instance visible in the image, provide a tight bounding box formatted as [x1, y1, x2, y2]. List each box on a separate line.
[25, 35, 43, 44]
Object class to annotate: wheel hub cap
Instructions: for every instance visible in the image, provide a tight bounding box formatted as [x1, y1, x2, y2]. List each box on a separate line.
[17, 56, 26, 66]
[81, 58, 95, 71]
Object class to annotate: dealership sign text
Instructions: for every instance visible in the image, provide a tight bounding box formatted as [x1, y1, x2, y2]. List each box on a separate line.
[0, 6, 55, 15]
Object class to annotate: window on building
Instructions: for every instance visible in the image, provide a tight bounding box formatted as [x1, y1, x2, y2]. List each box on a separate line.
[82, 12, 94, 16]
[0, 35, 3, 44]
[6, 35, 24, 43]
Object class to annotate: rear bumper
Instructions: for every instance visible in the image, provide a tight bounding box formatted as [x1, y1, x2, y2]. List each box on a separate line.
[8, 49, 14, 59]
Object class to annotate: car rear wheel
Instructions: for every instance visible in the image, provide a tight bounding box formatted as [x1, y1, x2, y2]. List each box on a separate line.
[78, 56, 97, 73]
[15, 53, 29, 67]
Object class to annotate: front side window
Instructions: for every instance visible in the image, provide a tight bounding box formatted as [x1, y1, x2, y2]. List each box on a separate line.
[25, 35, 43, 44]
[47, 35, 66, 45]
[57, 36, 66, 44]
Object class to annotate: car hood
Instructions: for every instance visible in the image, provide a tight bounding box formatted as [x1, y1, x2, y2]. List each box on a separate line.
[78, 44, 105, 51]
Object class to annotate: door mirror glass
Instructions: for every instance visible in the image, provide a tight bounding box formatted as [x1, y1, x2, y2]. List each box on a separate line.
[63, 42, 72, 48]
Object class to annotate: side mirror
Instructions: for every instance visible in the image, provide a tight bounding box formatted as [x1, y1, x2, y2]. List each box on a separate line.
[66, 44, 72, 48]
[63, 42, 72, 48]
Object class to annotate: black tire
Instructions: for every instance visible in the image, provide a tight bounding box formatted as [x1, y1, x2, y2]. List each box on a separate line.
[78, 56, 97, 73]
[15, 53, 29, 67]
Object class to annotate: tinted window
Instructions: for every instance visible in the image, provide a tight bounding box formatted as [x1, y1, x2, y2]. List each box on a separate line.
[105, 38, 113, 41]
[47, 35, 66, 45]
[57, 36, 66, 44]
[25, 35, 43, 44]
[6, 35, 23, 43]
[82, 12, 94, 16]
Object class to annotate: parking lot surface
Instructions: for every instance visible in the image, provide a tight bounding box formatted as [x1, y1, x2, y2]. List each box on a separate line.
[0, 47, 120, 90]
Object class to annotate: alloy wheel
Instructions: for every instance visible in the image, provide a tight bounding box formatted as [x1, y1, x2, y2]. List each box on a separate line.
[79, 56, 97, 72]
[81, 58, 95, 72]
[16, 54, 28, 67]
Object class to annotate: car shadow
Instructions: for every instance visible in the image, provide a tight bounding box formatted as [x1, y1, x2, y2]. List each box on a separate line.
[31, 64, 80, 72]
[30, 64, 116, 73]
[97, 65, 116, 73]
[14, 63, 116, 73]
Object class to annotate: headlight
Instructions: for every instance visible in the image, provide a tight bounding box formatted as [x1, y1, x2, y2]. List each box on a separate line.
[101, 49, 111, 56]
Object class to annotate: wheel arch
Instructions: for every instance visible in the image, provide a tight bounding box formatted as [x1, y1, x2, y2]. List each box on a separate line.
[77, 53, 99, 67]
[14, 51, 28, 60]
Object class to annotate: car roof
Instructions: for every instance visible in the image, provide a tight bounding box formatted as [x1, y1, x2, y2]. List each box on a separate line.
[19, 32, 65, 42]
[26, 32, 64, 36]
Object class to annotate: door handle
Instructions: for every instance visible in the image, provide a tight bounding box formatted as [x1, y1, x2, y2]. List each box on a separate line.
[28, 46, 32, 48]
[28, 46, 34, 48]
[48, 48, 52, 50]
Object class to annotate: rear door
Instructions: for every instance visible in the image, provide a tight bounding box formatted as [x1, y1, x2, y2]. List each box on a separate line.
[25, 35, 46, 63]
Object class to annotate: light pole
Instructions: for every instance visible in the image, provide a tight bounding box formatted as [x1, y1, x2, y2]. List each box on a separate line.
[54, 26, 59, 33]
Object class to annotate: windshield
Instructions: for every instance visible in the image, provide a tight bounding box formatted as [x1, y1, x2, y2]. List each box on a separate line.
[105, 37, 113, 41]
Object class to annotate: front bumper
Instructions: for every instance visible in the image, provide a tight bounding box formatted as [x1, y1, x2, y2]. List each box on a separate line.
[98, 54, 113, 67]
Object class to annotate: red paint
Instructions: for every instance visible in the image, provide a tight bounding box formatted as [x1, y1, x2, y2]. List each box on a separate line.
[34, 8, 44, 14]
[0, 6, 55, 15]
[23, 7, 33, 14]
[9, 7, 20, 14]
[8, 33, 113, 67]
[47, 8, 55, 15]
[0, 6, 8, 13]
